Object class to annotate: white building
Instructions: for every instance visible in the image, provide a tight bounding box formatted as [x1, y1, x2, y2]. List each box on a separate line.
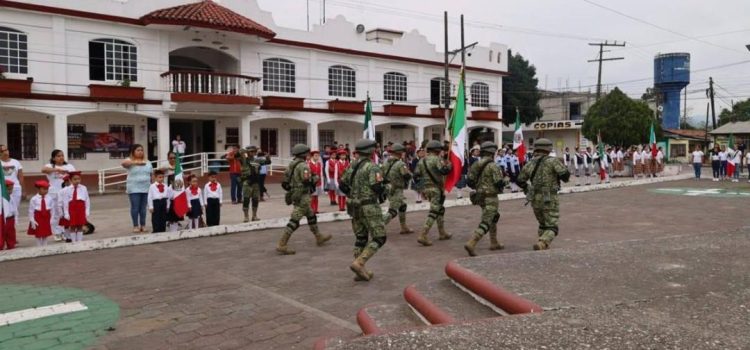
[0, 0, 507, 174]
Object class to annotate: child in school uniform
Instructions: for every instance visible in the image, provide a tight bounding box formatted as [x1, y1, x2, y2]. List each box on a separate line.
[148, 170, 171, 233]
[203, 171, 222, 226]
[186, 174, 205, 229]
[308, 151, 323, 214]
[28, 180, 54, 246]
[60, 171, 90, 243]
[57, 175, 72, 242]
[167, 178, 186, 232]
[1, 179, 18, 250]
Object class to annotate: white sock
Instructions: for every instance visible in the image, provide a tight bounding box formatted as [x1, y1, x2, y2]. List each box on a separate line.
[36, 238, 44, 246]
[75, 231, 83, 242]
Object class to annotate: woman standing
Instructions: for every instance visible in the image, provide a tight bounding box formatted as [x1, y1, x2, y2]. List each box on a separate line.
[691, 145, 704, 180]
[41, 150, 76, 241]
[162, 151, 177, 186]
[709, 145, 721, 181]
[122, 144, 153, 233]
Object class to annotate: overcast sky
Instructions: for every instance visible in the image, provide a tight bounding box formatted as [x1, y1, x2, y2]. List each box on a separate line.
[256, 0, 750, 122]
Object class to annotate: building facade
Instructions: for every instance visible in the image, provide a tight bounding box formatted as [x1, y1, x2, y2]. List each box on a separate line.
[0, 0, 507, 174]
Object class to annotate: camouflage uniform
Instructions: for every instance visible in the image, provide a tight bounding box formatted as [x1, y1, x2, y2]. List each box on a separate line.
[464, 142, 505, 256]
[414, 140, 452, 246]
[516, 138, 570, 250]
[240, 146, 271, 222]
[344, 139, 386, 282]
[382, 145, 413, 234]
[276, 144, 332, 255]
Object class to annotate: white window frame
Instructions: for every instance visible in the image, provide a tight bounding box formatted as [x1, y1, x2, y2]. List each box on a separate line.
[289, 129, 307, 155]
[263, 58, 296, 93]
[6, 123, 37, 160]
[328, 65, 356, 98]
[470, 82, 490, 107]
[383, 72, 407, 102]
[319, 130, 335, 150]
[0, 26, 28, 74]
[91, 38, 138, 82]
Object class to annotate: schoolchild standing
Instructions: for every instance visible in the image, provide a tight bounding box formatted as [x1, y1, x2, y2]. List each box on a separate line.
[167, 178, 186, 231]
[28, 180, 54, 246]
[307, 151, 324, 214]
[60, 171, 90, 243]
[203, 171, 223, 226]
[148, 170, 171, 233]
[186, 174, 205, 229]
[1, 179, 18, 250]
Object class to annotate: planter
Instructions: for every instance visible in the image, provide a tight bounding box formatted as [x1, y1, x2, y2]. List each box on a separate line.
[430, 107, 452, 118]
[262, 96, 305, 109]
[383, 104, 417, 116]
[88, 84, 145, 100]
[0, 78, 33, 94]
[328, 99, 365, 114]
[471, 110, 500, 120]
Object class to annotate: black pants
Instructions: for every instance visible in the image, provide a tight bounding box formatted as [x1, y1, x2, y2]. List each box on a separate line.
[206, 198, 221, 226]
[151, 198, 168, 233]
[712, 160, 720, 178]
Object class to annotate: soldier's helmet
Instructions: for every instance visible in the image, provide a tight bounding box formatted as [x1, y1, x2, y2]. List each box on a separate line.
[390, 144, 406, 153]
[245, 145, 258, 152]
[355, 139, 377, 155]
[480, 141, 498, 154]
[291, 144, 311, 157]
[534, 138, 553, 153]
[426, 140, 443, 151]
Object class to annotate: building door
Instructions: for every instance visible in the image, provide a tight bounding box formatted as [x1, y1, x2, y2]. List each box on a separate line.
[170, 121, 193, 154]
[260, 128, 278, 156]
[147, 118, 157, 159]
[201, 120, 215, 154]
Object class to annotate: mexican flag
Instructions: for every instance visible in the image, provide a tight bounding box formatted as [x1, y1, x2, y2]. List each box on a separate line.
[172, 153, 189, 217]
[649, 122, 658, 158]
[0, 164, 10, 219]
[363, 96, 378, 163]
[597, 131, 608, 180]
[445, 69, 466, 192]
[727, 134, 736, 177]
[513, 109, 526, 165]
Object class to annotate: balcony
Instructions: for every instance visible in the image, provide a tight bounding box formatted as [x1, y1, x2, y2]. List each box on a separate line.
[161, 70, 261, 105]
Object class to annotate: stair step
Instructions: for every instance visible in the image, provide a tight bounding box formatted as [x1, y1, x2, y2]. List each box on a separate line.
[356, 303, 425, 335]
[404, 279, 499, 325]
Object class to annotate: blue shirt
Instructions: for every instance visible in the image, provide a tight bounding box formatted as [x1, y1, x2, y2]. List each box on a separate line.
[260, 164, 268, 175]
[126, 162, 153, 194]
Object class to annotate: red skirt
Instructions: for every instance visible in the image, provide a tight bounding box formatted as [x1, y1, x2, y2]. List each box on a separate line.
[68, 200, 87, 227]
[28, 209, 53, 238]
[1, 216, 17, 250]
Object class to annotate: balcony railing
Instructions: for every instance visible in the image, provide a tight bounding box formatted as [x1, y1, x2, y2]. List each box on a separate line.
[161, 70, 260, 97]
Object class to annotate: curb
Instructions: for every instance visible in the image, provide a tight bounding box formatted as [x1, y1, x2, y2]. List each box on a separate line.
[355, 306, 381, 335]
[0, 173, 693, 263]
[403, 284, 455, 325]
[445, 260, 542, 315]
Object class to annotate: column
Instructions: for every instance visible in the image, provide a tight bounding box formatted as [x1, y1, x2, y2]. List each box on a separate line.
[309, 122, 319, 150]
[240, 115, 252, 148]
[157, 116, 170, 163]
[53, 113, 68, 156]
[416, 125, 425, 147]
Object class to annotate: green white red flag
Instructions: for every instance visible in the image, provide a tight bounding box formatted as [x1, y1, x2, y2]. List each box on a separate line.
[445, 69, 466, 192]
[649, 122, 657, 158]
[172, 153, 189, 218]
[727, 134, 736, 177]
[597, 131, 608, 180]
[363, 96, 379, 163]
[513, 109, 526, 165]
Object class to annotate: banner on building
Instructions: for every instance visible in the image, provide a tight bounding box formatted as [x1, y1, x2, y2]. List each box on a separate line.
[68, 131, 133, 153]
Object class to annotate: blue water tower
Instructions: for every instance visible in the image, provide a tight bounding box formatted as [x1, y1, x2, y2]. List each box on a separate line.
[654, 53, 690, 129]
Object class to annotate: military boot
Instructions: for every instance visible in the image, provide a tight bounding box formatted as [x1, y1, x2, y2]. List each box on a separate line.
[399, 223, 414, 235]
[353, 247, 364, 259]
[533, 240, 549, 251]
[276, 232, 296, 255]
[417, 229, 433, 246]
[437, 218, 452, 240]
[314, 232, 332, 246]
[242, 208, 250, 223]
[489, 231, 504, 251]
[350, 248, 375, 282]
[464, 234, 482, 257]
[251, 207, 260, 221]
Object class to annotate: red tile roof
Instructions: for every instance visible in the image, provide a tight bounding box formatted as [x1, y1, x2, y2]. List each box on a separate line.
[664, 128, 707, 139]
[141, 0, 275, 38]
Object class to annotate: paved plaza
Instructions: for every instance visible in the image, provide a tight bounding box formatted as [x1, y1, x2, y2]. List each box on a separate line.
[0, 178, 748, 349]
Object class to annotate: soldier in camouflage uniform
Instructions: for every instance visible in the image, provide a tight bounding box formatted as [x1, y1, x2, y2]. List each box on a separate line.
[276, 144, 332, 255]
[516, 138, 570, 250]
[382, 144, 414, 234]
[342, 139, 387, 282]
[414, 140, 452, 246]
[464, 141, 505, 256]
[240, 145, 271, 222]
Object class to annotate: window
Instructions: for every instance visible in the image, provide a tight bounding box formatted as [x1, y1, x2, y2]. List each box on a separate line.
[225, 127, 239, 148]
[328, 65, 356, 97]
[383, 72, 407, 102]
[670, 144, 686, 158]
[0, 26, 28, 74]
[67, 124, 86, 160]
[470, 82, 490, 107]
[89, 39, 137, 82]
[6, 123, 37, 160]
[489, 50, 493, 62]
[430, 78, 451, 106]
[569, 102, 582, 120]
[108, 125, 134, 159]
[263, 58, 295, 93]
[260, 128, 278, 156]
[497, 52, 502, 64]
[319, 129, 335, 150]
[289, 129, 307, 155]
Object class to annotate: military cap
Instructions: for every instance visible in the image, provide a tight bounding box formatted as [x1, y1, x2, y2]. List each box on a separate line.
[245, 145, 258, 151]
[355, 139, 377, 154]
[534, 138, 553, 152]
[480, 141, 498, 153]
[291, 144, 311, 156]
[390, 144, 406, 153]
[426, 140, 443, 151]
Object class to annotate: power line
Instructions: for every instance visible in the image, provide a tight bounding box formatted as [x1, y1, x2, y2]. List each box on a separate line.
[587, 41, 626, 99]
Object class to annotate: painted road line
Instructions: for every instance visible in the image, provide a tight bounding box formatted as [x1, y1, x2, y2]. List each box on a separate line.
[0, 301, 87, 327]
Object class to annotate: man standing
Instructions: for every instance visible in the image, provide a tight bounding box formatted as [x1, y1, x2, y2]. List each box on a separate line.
[171, 134, 186, 155]
[464, 141, 505, 256]
[343, 139, 386, 281]
[414, 140, 452, 246]
[516, 138, 570, 250]
[240, 145, 270, 222]
[276, 144, 332, 255]
[382, 144, 413, 235]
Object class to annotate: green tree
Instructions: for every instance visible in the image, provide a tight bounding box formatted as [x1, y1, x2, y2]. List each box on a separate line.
[582, 87, 662, 146]
[718, 98, 750, 125]
[502, 50, 542, 125]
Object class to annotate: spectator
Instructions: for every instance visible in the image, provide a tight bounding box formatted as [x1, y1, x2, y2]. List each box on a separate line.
[225, 146, 242, 204]
[691, 145, 704, 180]
[709, 145, 721, 181]
[41, 149, 76, 241]
[719, 145, 728, 180]
[162, 151, 177, 186]
[258, 151, 270, 201]
[0, 144, 23, 215]
[172, 134, 186, 155]
[122, 144, 153, 233]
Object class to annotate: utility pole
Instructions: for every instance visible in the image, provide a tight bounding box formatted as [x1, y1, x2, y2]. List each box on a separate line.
[682, 88, 687, 128]
[704, 102, 709, 148]
[443, 11, 450, 136]
[588, 41, 625, 100]
[708, 77, 717, 130]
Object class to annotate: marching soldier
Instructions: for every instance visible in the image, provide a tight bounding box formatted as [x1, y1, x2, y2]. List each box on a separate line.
[381, 144, 414, 234]
[240, 145, 271, 222]
[414, 140, 452, 246]
[464, 141, 505, 256]
[341, 139, 387, 282]
[276, 144, 332, 255]
[515, 138, 570, 250]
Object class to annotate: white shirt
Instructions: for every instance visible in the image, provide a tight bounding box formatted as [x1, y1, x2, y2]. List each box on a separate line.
[28, 194, 54, 226]
[633, 151, 641, 164]
[60, 184, 91, 219]
[719, 151, 728, 161]
[203, 182, 223, 204]
[692, 151, 704, 163]
[1, 158, 22, 188]
[172, 140, 186, 154]
[147, 182, 172, 210]
[641, 151, 650, 163]
[616, 150, 624, 160]
[656, 150, 664, 164]
[732, 150, 742, 163]
[186, 186, 205, 208]
[44, 163, 76, 195]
